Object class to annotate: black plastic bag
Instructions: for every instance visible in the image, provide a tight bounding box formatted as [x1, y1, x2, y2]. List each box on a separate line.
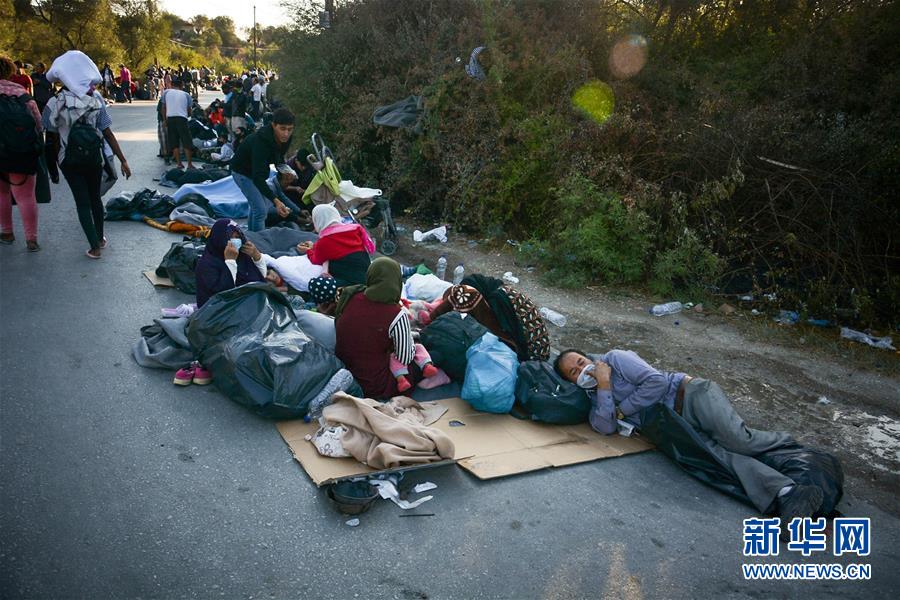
[105, 188, 174, 221]
[639, 403, 843, 515]
[512, 361, 591, 424]
[420, 311, 488, 382]
[757, 444, 844, 516]
[187, 283, 351, 419]
[155, 238, 206, 294]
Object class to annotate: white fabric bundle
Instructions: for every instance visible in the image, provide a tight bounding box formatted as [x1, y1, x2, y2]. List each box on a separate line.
[46, 50, 102, 97]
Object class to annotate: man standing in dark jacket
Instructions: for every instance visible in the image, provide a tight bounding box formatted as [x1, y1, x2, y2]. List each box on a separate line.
[230, 107, 296, 231]
[30, 62, 53, 113]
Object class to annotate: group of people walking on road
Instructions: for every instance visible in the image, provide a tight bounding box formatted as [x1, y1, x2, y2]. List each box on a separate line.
[1, 51, 130, 257]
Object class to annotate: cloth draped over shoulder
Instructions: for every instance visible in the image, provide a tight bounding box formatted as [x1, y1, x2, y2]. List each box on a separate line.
[461, 274, 550, 362]
[322, 394, 455, 469]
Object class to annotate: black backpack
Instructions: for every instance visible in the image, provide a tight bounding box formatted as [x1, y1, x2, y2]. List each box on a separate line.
[512, 361, 592, 424]
[63, 112, 103, 170]
[0, 93, 42, 175]
[419, 311, 488, 382]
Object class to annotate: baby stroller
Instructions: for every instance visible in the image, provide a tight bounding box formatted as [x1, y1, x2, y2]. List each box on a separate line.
[302, 133, 399, 255]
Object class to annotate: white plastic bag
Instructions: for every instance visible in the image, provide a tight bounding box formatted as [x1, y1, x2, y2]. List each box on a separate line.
[402, 273, 453, 301]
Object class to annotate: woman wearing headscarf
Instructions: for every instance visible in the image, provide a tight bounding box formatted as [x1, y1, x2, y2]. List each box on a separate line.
[298, 204, 374, 307]
[195, 219, 267, 308]
[335, 258, 446, 399]
[430, 274, 551, 362]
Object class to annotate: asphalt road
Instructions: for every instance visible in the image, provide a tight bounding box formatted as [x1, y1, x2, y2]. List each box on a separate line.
[2, 93, 898, 599]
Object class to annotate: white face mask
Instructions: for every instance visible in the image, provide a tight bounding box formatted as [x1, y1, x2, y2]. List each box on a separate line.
[576, 363, 597, 389]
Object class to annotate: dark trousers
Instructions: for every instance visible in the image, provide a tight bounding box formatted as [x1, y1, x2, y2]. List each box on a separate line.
[62, 165, 103, 249]
[122, 83, 132, 102]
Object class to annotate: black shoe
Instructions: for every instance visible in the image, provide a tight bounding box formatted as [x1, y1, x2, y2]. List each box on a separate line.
[778, 485, 824, 538]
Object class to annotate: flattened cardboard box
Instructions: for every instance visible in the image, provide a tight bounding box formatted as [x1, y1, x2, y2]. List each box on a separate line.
[277, 397, 652, 486]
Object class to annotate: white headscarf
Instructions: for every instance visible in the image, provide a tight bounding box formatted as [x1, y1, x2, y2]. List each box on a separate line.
[46, 50, 102, 97]
[312, 204, 342, 233]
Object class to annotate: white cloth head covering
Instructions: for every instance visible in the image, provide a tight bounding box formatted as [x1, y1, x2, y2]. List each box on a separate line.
[312, 204, 341, 233]
[46, 50, 102, 97]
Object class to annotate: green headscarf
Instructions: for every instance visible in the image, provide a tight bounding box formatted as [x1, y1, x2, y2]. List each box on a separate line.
[334, 257, 403, 319]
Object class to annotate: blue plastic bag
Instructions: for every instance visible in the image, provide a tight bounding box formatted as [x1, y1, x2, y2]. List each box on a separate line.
[461, 332, 518, 413]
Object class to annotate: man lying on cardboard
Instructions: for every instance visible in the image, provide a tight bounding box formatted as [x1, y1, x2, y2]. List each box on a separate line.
[555, 348, 837, 530]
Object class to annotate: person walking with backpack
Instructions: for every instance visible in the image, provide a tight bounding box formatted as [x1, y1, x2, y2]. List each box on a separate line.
[43, 51, 131, 259]
[0, 55, 44, 251]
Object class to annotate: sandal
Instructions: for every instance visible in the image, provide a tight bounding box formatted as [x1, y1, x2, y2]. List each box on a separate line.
[0, 233, 14, 245]
[26, 240, 40, 252]
[99, 235, 109, 249]
[86, 248, 102, 259]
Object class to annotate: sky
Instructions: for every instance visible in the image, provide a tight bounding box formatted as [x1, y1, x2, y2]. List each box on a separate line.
[160, 0, 294, 32]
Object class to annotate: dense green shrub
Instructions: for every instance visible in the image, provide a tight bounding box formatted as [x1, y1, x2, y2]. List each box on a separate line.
[275, 0, 899, 328]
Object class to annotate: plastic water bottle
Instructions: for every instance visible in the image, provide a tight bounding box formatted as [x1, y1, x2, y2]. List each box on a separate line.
[650, 301, 684, 316]
[436, 255, 447, 281]
[452, 263, 465, 285]
[539, 307, 567, 327]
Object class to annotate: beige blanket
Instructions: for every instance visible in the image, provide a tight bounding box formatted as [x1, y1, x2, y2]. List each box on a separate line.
[322, 394, 455, 469]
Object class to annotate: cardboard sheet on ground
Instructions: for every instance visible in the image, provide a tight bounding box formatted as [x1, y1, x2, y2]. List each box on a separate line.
[143, 270, 174, 287]
[277, 397, 652, 486]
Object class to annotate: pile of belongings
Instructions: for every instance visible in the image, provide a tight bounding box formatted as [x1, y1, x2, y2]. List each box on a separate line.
[134, 283, 360, 419]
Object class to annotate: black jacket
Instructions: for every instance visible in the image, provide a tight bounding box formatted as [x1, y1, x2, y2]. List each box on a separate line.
[230, 125, 290, 202]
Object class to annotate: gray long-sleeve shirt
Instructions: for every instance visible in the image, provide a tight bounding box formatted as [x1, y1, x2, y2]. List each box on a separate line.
[587, 350, 686, 434]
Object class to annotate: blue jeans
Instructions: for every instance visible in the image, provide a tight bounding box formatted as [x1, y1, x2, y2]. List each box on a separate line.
[232, 171, 270, 231]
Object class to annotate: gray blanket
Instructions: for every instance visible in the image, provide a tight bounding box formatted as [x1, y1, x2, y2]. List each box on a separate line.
[133, 317, 193, 369]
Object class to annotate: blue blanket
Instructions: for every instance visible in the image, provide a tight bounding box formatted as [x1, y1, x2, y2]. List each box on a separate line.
[172, 176, 248, 219]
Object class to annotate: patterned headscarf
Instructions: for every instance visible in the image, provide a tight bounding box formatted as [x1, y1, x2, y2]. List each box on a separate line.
[447, 284, 483, 312]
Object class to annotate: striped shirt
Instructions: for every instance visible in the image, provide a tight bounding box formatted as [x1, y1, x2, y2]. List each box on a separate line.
[388, 311, 415, 365]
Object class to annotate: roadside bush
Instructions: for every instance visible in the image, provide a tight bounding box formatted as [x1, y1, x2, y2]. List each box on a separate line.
[521, 174, 652, 288]
[275, 0, 900, 328]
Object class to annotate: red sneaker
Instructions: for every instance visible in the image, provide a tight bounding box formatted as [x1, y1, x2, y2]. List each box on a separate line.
[174, 364, 196, 386]
[192, 363, 212, 385]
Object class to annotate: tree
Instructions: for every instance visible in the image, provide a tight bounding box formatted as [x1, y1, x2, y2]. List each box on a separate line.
[114, 0, 170, 69]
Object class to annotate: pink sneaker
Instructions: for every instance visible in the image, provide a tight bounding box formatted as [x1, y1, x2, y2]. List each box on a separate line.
[174, 363, 196, 386]
[192, 363, 212, 385]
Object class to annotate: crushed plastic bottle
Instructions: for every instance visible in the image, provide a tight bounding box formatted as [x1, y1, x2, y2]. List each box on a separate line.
[840, 327, 895, 351]
[412, 226, 448, 243]
[539, 307, 567, 327]
[452, 263, 465, 285]
[650, 302, 683, 317]
[774, 310, 800, 325]
[502, 272, 519, 284]
[436, 255, 447, 281]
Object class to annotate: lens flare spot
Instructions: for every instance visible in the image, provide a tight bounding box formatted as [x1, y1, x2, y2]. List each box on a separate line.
[572, 80, 615, 124]
[609, 34, 648, 79]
